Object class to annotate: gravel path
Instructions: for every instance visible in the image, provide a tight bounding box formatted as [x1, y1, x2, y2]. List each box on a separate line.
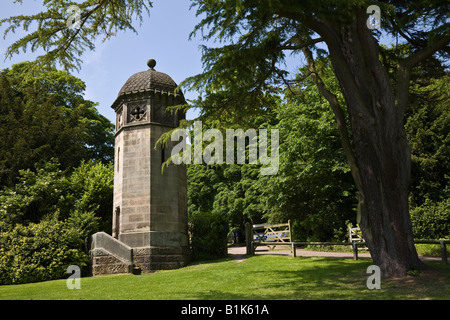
[228, 245, 442, 262]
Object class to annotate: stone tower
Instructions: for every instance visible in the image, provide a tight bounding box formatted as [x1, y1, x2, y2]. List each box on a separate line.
[90, 59, 190, 275]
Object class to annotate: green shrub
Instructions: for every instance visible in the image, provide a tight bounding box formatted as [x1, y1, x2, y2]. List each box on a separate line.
[189, 211, 229, 260]
[0, 211, 98, 285]
[0, 159, 111, 285]
[410, 199, 450, 239]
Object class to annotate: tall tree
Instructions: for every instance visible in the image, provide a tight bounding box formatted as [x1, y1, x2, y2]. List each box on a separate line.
[405, 75, 450, 207]
[0, 62, 114, 187]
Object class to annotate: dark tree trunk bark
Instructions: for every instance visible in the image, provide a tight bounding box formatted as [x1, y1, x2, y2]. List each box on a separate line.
[311, 11, 424, 278]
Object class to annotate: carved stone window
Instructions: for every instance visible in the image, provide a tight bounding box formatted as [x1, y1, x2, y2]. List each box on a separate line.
[129, 103, 148, 123]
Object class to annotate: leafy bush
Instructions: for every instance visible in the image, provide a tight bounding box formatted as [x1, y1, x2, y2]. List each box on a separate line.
[68, 160, 114, 233]
[0, 159, 68, 230]
[0, 159, 111, 285]
[189, 211, 229, 260]
[0, 212, 97, 285]
[410, 199, 450, 239]
[0, 159, 112, 230]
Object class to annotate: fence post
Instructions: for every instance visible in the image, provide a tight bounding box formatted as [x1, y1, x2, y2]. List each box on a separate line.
[440, 240, 448, 264]
[352, 242, 358, 261]
[288, 220, 292, 243]
[245, 222, 252, 255]
[292, 242, 296, 257]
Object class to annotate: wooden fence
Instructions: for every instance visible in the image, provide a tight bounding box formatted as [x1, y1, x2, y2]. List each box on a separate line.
[244, 222, 449, 264]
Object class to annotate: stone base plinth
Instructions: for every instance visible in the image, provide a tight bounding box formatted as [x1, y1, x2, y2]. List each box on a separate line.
[133, 246, 191, 273]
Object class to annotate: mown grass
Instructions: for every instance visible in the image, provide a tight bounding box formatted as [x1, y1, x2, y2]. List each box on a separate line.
[415, 243, 450, 257]
[0, 255, 449, 300]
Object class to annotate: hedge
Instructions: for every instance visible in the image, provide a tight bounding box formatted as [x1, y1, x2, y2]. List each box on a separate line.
[410, 199, 450, 240]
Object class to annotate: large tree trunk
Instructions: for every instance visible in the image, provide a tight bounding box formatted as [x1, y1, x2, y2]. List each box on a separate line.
[312, 11, 424, 278]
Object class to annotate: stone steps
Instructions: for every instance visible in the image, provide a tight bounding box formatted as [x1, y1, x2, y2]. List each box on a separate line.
[91, 248, 133, 276]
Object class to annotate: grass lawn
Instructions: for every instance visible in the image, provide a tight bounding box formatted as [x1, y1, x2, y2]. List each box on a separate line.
[0, 255, 449, 300]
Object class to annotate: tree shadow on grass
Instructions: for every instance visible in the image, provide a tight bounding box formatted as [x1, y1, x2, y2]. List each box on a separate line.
[136, 255, 449, 300]
[178, 256, 375, 300]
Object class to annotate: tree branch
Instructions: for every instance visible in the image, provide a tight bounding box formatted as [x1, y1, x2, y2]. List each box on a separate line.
[279, 36, 323, 51]
[403, 33, 450, 69]
[395, 32, 450, 112]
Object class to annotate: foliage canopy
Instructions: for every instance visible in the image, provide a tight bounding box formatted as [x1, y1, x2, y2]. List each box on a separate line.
[0, 62, 114, 187]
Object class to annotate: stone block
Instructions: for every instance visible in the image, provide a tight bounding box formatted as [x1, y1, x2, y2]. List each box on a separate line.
[120, 231, 148, 248]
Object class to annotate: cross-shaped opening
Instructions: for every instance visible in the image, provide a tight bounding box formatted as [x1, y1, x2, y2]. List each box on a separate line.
[131, 106, 146, 120]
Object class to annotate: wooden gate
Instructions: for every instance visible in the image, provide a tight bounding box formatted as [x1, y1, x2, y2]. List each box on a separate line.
[245, 221, 292, 254]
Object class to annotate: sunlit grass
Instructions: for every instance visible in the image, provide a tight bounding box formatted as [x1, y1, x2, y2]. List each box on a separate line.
[0, 255, 448, 300]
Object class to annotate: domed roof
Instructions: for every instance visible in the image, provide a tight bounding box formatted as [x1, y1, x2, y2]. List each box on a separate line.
[111, 59, 184, 110]
[118, 67, 178, 96]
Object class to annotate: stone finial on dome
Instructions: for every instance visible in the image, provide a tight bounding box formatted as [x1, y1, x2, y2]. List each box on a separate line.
[147, 59, 156, 70]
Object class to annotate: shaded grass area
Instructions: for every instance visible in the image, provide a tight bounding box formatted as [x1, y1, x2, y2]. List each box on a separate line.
[0, 255, 449, 300]
[415, 243, 450, 257]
